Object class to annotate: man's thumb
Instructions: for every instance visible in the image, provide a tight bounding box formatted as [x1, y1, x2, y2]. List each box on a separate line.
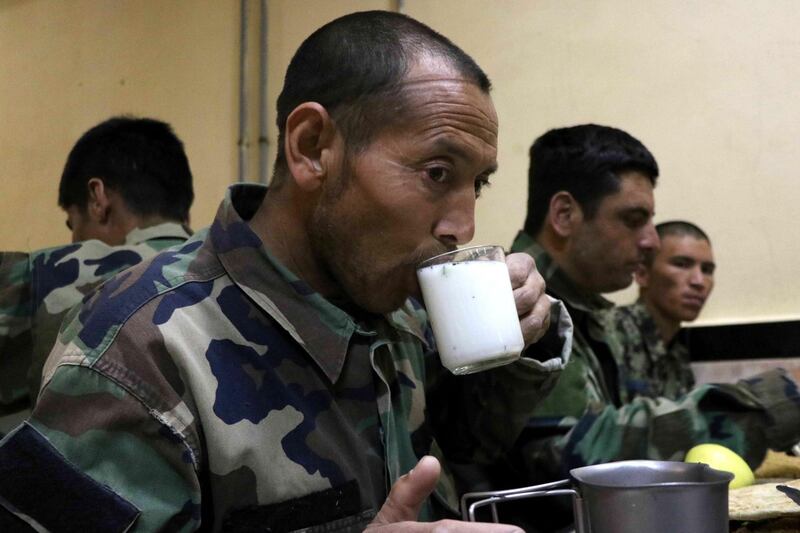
[370, 456, 441, 525]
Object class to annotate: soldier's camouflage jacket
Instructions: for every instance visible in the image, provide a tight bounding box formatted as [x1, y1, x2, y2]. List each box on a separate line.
[509, 232, 800, 485]
[609, 300, 695, 400]
[0, 184, 571, 532]
[0, 222, 192, 410]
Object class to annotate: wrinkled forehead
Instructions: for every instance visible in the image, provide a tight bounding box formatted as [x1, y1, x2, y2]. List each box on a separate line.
[391, 59, 498, 139]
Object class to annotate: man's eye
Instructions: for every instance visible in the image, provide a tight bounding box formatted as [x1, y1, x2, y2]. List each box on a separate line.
[474, 177, 491, 198]
[623, 215, 647, 229]
[670, 258, 693, 269]
[426, 167, 450, 183]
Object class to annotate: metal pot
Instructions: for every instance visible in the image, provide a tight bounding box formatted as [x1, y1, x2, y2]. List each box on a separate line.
[461, 460, 733, 533]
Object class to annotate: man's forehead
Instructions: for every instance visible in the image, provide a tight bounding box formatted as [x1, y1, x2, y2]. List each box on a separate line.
[389, 82, 499, 152]
[662, 234, 714, 256]
[604, 173, 655, 211]
[406, 52, 469, 82]
[403, 55, 496, 113]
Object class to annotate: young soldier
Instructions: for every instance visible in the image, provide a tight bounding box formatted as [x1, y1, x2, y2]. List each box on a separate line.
[0, 116, 194, 418]
[612, 221, 715, 400]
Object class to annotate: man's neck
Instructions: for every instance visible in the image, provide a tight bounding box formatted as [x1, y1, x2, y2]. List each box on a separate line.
[128, 215, 178, 231]
[248, 187, 341, 300]
[107, 213, 180, 245]
[536, 228, 596, 299]
[640, 296, 681, 344]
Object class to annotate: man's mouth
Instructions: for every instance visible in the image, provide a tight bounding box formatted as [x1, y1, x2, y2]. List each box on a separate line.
[417, 246, 457, 267]
[682, 294, 706, 308]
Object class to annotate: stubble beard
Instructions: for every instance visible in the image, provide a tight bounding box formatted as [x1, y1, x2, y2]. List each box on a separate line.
[308, 165, 408, 315]
[307, 161, 454, 315]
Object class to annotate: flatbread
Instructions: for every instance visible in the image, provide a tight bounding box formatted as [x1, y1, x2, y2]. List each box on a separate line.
[755, 450, 800, 480]
[729, 479, 800, 521]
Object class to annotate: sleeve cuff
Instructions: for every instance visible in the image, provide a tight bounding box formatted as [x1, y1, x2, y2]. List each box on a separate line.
[740, 368, 800, 451]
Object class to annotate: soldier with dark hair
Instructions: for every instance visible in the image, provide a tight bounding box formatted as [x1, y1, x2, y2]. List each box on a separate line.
[0, 12, 570, 532]
[499, 124, 800, 531]
[58, 115, 194, 242]
[0, 116, 194, 417]
[501, 125, 800, 532]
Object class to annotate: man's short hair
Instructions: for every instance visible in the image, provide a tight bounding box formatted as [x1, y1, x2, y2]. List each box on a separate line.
[58, 116, 194, 222]
[641, 221, 711, 268]
[524, 124, 659, 237]
[655, 220, 711, 243]
[271, 10, 491, 186]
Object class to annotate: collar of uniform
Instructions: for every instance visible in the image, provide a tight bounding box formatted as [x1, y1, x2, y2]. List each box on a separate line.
[124, 222, 192, 246]
[510, 230, 613, 314]
[211, 183, 367, 384]
[384, 298, 430, 348]
[631, 298, 687, 351]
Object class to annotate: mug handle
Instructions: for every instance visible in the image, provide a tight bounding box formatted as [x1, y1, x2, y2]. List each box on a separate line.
[460, 478, 587, 531]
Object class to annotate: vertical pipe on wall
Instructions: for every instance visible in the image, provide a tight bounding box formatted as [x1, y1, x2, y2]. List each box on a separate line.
[237, 0, 249, 182]
[258, 0, 269, 184]
[393, 0, 405, 13]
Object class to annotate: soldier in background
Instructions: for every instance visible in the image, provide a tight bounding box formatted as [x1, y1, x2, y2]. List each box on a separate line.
[611, 220, 715, 400]
[0, 11, 570, 532]
[502, 124, 800, 532]
[0, 116, 194, 422]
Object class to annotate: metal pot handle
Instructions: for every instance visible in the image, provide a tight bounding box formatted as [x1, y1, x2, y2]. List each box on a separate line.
[460, 479, 588, 532]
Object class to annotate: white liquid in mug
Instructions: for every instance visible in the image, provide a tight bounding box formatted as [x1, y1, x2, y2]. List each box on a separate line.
[417, 259, 525, 374]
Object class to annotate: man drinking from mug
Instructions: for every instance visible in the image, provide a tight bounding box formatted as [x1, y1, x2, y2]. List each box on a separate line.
[0, 11, 571, 532]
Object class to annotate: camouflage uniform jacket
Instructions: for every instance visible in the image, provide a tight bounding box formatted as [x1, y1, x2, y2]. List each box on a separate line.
[509, 231, 800, 484]
[610, 300, 695, 400]
[0, 185, 570, 532]
[0, 222, 192, 409]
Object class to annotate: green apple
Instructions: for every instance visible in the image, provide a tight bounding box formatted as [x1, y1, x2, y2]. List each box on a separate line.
[684, 443, 755, 489]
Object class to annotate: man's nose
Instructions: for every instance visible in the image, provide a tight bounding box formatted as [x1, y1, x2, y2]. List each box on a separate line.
[639, 221, 660, 252]
[689, 266, 706, 287]
[433, 190, 476, 246]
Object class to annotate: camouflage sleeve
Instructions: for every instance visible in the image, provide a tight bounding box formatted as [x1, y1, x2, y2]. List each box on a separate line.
[0, 362, 202, 531]
[523, 368, 800, 480]
[428, 298, 572, 466]
[738, 368, 800, 451]
[0, 252, 33, 406]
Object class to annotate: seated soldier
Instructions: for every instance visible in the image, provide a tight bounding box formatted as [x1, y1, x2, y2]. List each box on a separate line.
[611, 220, 715, 400]
[0, 116, 194, 421]
[0, 11, 571, 532]
[501, 124, 800, 532]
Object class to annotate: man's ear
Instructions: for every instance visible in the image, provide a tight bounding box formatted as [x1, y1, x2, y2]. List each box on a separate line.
[284, 102, 337, 191]
[86, 177, 111, 224]
[548, 191, 582, 238]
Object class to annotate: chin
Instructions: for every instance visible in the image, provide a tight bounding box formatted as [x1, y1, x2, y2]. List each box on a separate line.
[600, 275, 635, 293]
[678, 309, 702, 322]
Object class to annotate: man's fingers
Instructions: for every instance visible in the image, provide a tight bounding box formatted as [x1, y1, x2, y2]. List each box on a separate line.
[512, 276, 546, 315]
[505, 253, 534, 290]
[368, 456, 441, 526]
[505, 252, 550, 346]
[520, 293, 552, 346]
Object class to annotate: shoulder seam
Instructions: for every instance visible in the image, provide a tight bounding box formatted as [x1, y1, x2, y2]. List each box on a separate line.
[48, 361, 201, 472]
